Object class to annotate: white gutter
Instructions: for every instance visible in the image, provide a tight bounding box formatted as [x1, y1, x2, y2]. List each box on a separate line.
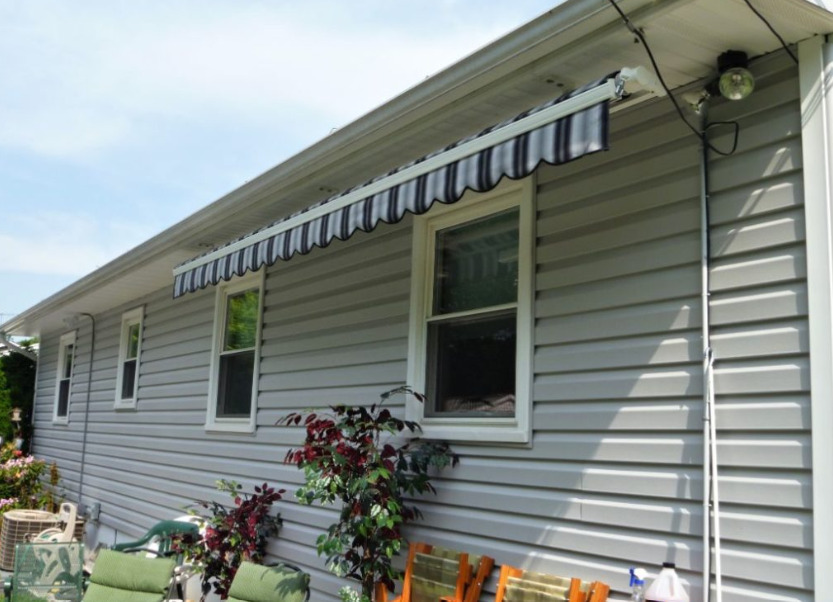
[0, 332, 37, 362]
[175, 75, 635, 276]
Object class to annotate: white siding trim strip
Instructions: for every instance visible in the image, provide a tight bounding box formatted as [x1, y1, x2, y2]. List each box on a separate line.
[798, 35, 833, 599]
[172, 76, 620, 297]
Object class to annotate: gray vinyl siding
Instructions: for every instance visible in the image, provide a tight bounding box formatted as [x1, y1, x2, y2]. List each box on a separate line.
[30, 52, 808, 601]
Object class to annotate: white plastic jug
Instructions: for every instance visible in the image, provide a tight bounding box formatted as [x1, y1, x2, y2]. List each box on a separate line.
[644, 562, 689, 602]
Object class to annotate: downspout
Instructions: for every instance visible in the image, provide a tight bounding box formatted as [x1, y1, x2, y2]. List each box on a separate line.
[76, 313, 95, 510]
[698, 98, 722, 602]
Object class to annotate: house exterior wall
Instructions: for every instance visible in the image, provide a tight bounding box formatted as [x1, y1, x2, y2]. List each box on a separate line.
[31, 52, 809, 601]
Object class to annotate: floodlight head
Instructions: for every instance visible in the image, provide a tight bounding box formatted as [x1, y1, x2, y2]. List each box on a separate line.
[716, 50, 755, 101]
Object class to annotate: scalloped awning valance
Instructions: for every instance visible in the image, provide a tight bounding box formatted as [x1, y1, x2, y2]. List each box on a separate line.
[173, 74, 621, 298]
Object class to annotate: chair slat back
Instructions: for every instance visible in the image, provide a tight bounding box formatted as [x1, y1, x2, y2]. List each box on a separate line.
[376, 542, 493, 602]
[495, 566, 609, 602]
[503, 572, 578, 602]
[411, 550, 468, 602]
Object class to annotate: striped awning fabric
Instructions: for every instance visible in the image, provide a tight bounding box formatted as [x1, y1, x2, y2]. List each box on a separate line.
[173, 74, 618, 298]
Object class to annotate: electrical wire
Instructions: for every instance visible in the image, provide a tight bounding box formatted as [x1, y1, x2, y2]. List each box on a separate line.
[605, 0, 739, 156]
[742, 0, 799, 64]
[705, 120, 740, 155]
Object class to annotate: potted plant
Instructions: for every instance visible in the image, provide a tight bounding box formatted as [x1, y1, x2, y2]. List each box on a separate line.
[175, 480, 284, 601]
[280, 386, 458, 602]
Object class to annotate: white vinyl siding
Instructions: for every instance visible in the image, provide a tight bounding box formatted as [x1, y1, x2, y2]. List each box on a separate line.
[524, 53, 807, 601]
[28, 51, 809, 602]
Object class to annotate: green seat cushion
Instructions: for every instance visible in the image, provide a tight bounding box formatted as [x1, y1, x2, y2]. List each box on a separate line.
[83, 583, 172, 602]
[227, 562, 309, 602]
[82, 549, 175, 602]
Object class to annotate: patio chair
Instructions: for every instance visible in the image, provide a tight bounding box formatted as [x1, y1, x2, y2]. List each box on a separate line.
[81, 549, 177, 602]
[375, 542, 495, 602]
[111, 518, 200, 557]
[7, 541, 85, 602]
[493, 565, 610, 602]
[226, 561, 310, 602]
[110, 518, 201, 599]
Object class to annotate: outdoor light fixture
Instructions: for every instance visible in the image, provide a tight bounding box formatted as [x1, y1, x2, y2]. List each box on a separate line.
[63, 314, 81, 328]
[716, 50, 755, 101]
[11, 407, 22, 451]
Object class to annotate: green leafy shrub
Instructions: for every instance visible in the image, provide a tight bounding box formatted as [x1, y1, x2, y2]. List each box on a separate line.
[279, 386, 458, 600]
[0, 444, 53, 512]
[174, 480, 284, 601]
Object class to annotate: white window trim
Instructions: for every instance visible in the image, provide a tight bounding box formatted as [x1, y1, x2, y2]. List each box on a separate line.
[53, 331, 76, 425]
[114, 306, 144, 410]
[206, 270, 264, 433]
[406, 177, 535, 443]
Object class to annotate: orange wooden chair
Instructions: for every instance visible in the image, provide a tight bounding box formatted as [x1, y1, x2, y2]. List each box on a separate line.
[376, 542, 494, 602]
[494, 565, 610, 602]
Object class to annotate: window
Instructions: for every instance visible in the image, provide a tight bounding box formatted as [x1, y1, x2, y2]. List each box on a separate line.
[54, 331, 76, 424]
[407, 180, 534, 443]
[207, 271, 264, 432]
[115, 307, 143, 409]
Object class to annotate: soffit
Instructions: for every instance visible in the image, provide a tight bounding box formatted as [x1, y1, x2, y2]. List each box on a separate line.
[176, 0, 833, 252]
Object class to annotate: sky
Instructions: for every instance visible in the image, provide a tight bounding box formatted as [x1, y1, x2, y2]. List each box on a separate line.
[0, 0, 562, 324]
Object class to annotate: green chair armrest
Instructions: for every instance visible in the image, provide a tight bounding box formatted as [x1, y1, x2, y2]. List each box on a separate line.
[111, 520, 199, 555]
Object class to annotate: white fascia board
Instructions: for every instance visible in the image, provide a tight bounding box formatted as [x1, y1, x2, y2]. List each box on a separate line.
[798, 34, 833, 598]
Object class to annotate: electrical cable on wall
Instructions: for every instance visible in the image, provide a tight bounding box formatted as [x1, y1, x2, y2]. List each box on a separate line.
[606, 3, 799, 601]
[742, 0, 799, 63]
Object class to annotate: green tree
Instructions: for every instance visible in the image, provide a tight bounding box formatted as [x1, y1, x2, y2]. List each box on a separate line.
[0, 369, 10, 443]
[280, 387, 458, 601]
[0, 339, 37, 445]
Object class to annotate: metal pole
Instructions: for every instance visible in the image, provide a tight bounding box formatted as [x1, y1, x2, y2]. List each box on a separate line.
[77, 313, 95, 510]
[699, 97, 722, 602]
[699, 98, 713, 602]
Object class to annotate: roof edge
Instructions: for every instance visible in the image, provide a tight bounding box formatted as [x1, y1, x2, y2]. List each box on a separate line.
[3, 0, 630, 335]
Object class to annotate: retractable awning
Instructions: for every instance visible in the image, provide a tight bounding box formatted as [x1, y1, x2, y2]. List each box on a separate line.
[173, 73, 624, 298]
